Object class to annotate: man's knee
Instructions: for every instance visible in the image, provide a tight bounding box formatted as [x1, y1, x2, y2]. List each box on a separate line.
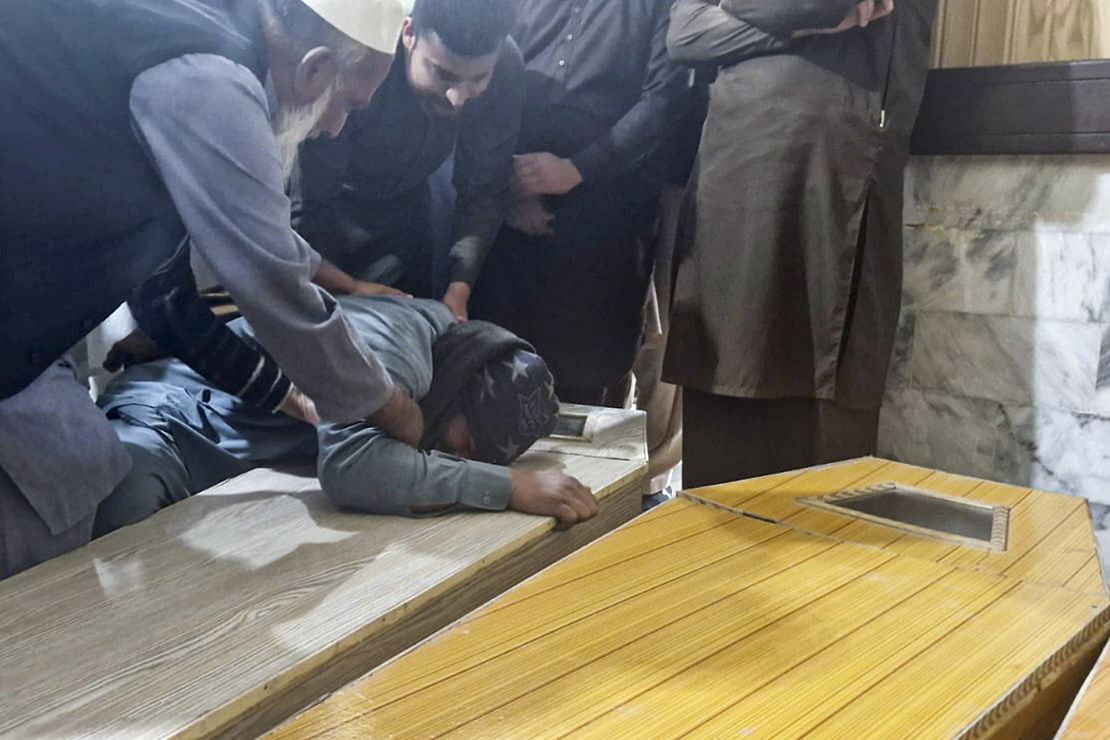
[93, 423, 191, 538]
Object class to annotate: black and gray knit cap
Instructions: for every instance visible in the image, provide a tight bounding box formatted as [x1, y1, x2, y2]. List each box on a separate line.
[419, 321, 559, 463]
[463, 349, 558, 464]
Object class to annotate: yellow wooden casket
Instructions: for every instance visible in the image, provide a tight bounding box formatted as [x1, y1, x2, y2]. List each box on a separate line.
[272, 458, 1110, 739]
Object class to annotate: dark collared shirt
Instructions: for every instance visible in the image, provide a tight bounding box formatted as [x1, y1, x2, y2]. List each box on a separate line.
[513, 0, 687, 183]
[291, 40, 525, 288]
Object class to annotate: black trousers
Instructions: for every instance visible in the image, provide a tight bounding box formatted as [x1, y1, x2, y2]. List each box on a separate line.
[682, 389, 880, 489]
[315, 186, 435, 298]
[472, 179, 656, 396]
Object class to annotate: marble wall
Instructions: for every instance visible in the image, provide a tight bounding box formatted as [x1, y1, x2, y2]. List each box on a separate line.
[878, 155, 1110, 564]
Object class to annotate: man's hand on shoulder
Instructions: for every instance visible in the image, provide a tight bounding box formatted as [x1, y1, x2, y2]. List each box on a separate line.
[510, 469, 599, 529]
[351, 281, 412, 299]
[367, 385, 425, 447]
[442, 282, 471, 322]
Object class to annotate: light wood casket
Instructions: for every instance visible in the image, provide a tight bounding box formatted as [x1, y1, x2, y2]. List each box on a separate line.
[0, 405, 647, 739]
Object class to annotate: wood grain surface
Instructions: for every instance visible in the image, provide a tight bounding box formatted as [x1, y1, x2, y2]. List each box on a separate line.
[273, 459, 1110, 739]
[933, 0, 1109, 68]
[0, 408, 647, 739]
[687, 457, 1107, 596]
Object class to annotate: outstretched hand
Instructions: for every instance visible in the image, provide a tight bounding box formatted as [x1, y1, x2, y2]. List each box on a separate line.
[510, 469, 599, 529]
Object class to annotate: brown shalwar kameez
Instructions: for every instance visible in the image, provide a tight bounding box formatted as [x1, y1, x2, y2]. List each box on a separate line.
[663, 0, 939, 486]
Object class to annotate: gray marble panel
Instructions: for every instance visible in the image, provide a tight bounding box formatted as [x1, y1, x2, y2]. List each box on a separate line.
[1100, 324, 1110, 390]
[878, 389, 924, 463]
[1012, 231, 1110, 322]
[885, 310, 916, 390]
[994, 405, 1110, 505]
[878, 389, 1003, 480]
[1097, 324, 1110, 417]
[911, 313, 1102, 413]
[906, 155, 1110, 234]
[1092, 502, 1110, 588]
[1097, 531, 1110, 588]
[1093, 502, 1110, 532]
[902, 227, 1014, 315]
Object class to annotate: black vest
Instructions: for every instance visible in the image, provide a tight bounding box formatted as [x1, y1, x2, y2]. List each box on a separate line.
[0, 0, 269, 398]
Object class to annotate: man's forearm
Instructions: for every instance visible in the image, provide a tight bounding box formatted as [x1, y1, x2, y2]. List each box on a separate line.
[317, 424, 512, 516]
[668, 0, 789, 66]
[721, 0, 858, 37]
[569, 1, 688, 181]
[313, 258, 360, 295]
[446, 233, 493, 287]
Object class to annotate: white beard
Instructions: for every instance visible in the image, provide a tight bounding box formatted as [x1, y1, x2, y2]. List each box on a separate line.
[272, 82, 337, 181]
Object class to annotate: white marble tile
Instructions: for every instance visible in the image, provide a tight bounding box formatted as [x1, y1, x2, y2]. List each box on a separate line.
[994, 405, 1110, 505]
[911, 313, 1102, 413]
[1099, 324, 1110, 389]
[1096, 324, 1110, 417]
[1092, 503, 1110, 587]
[1012, 231, 1110, 322]
[878, 389, 1003, 480]
[907, 155, 1110, 234]
[902, 226, 959, 309]
[902, 227, 1014, 315]
[1092, 503, 1110, 533]
[1096, 529, 1110, 588]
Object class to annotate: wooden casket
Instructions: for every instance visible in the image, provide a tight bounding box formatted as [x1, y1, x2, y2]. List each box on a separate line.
[0, 405, 646, 739]
[273, 457, 1110, 739]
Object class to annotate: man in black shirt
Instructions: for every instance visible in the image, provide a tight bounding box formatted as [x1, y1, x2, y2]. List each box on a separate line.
[470, 0, 688, 406]
[291, 0, 524, 320]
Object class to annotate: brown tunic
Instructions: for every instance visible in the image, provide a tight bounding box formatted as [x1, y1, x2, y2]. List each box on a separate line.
[663, 0, 938, 411]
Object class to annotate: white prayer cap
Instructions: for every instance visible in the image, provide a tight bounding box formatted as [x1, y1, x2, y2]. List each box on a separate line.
[299, 0, 414, 54]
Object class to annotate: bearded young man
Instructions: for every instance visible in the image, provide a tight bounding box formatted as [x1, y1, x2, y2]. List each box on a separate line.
[0, 0, 421, 579]
[290, 0, 523, 320]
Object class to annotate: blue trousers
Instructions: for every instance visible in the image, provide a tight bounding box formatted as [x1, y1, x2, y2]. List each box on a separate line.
[93, 359, 317, 537]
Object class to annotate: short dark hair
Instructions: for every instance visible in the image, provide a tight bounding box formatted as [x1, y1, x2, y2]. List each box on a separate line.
[411, 0, 515, 58]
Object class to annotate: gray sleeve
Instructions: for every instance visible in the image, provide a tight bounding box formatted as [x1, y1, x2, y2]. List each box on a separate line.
[317, 422, 513, 515]
[720, 0, 857, 36]
[668, 0, 791, 65]
[129, 54, 393, 423]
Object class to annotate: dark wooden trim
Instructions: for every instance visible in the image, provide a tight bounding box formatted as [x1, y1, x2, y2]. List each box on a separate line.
[911, 60, 1110, 155]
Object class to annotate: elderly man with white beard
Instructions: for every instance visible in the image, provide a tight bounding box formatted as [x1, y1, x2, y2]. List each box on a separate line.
[0, 0, 421, 579]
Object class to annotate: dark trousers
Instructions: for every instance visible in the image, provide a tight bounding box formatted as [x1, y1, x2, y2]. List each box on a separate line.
[318, 186, 435, 298]
[558, 375, 633, 409]
[682, 389, 880, 489]
[472, 180, 656, 399]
